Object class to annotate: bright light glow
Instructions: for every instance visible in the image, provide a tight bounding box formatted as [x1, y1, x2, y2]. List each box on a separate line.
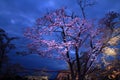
[102, 47, 117, 56]
[108, 36, 120, 45]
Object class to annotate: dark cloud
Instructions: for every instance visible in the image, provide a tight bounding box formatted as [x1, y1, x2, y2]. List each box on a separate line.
[0, 0, 78, 37]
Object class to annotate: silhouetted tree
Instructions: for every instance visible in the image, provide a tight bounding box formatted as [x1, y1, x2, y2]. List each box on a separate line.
[0, 28, 18, 72]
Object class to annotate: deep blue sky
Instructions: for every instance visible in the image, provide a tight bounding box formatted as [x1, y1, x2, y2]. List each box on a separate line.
[0, 0, 120, 77]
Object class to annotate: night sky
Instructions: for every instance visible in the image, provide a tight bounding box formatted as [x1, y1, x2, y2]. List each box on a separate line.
[0, 0, 120, 78]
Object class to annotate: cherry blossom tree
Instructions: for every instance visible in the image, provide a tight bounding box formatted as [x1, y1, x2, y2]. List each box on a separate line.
[23, 1, 120, 80]
[97, 11, 120, 80]
[81, 11, 120, 80]
[24, 7, 115, 80]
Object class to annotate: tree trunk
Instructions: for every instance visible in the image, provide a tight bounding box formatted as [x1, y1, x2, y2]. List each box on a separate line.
[75, 47, 82, 80]
[68, 62, 76, 80]
[66, 51, 75, 80]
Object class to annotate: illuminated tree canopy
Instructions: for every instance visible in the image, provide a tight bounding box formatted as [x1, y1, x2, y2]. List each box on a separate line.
[24, 7, 120, 80]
